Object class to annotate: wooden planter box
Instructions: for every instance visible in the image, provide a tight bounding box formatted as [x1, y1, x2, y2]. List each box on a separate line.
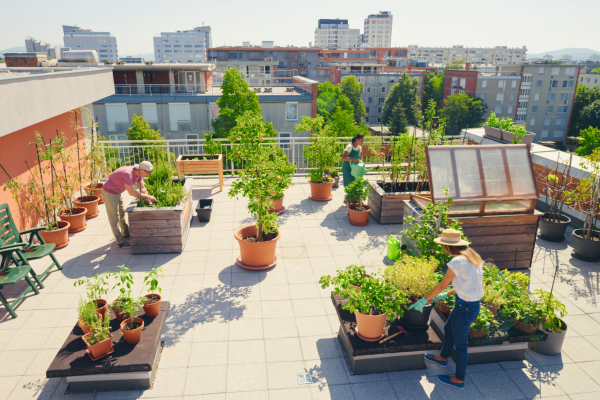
[368, 180, 429, 224]
[125, 179, 193, 254]
[176, 154, 223, 191]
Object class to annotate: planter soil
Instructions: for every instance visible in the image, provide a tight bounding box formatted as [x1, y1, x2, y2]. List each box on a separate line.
[120, 318, 145, 344]
[528, 320, 567, 356]
[234, 225, 280, 270]
[572, 229, 600, 261]
[539, 213, 570, 241]
[196, 199, 214, 222]
[355, 311, 387, 341]
[400, 303, 433, 329]
[73, 196, 100, 219]
[39, 221, 70, 249]
[143, 294, 162, 318]
[309, 180, 333, 201]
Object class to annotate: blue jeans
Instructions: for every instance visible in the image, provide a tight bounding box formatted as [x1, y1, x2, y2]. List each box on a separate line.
[440, 297, 480, 381]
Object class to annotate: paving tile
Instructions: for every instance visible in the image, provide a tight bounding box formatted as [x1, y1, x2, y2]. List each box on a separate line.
[295, 316, 333, 337]
[264, 337, 303, 362]
[184, 365, 227, 396]
[289, 283, 321, 299]
[299, 335, 340, 360]
[267, 388, 311, 400]
[6, 328, 55, 350]
[226, 363, 268, 392]
[261, 300, 294, 319]
[350, 381, 398, 400]
[260, 285, 291, 301]
[228, 339, 266, 364]
[6, 375, 61, 400]
[140, 367, 187, 398]
[305, 358, 349, 386]
[390, 376, 442, 400]
[561, 336, 600, 362]
[159, 342, 192, 369]
[262, 318, 298, 339]
[541, 363, 600, 394]
[468, 370, 526, 399]
[563, 314, 600, 336]
[265, 361, 307, 390]
[505, 366, 566, 399]
[0, 350, 37, 376]
[292, 298, 327, 317]
[310, 384, 356, 400]
[192, 320, 229, 342]
[431, 375, 483, 400]
[569, 393, 600, 400]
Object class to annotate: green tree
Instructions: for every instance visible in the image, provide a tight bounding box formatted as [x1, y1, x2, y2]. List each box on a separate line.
[326, 105, 368, 137]
[592, 68, 600, 73]
[339, 76, 367, 125]
[382, 72, 422, 127]
[212, 68, 261, 138]
[126, 115, 170, 164]
[441, 94, 487, 135]
[575, 126, 600, 156]
[445, 59, 465, 70]
[579, 100, 600, 131]
[387, 104, 409, 136]
[423, 70, 443, 115]
[317, 81, 354, 123]
[570, 85, 600, 136]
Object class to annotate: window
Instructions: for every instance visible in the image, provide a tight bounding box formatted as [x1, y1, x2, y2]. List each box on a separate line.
[538, 67, 544, 75]
[168, 103, 191, 131]
[522, 75, 532, 83]
[550, 80, 558, 88]
[565, 67, 576, 76]
[106, 103, 128, 132]
[278, 132, 291, 150]
[510, 93, 515, 101]
[507, 106, 513, 114]
[368, 97, 373, 103]
[516, 113, 525, 121]
[366, 86, 372, 93]
[285, 102, 298, 121]
[541, 130, 549, 138]
[520, 89, 530, 96]
[186, 134, 198, 152]
[459, 90, 465, 94]
[142, 103, 158, 125]
[369, 77, 374, 83]
[560, 93, 571, 102]
[379, 77, 386, 83]
[518, 101, 528, 109]
[378, 107, 382, 113]
[498, 80, 505, 88]
[494, 106, 503, 114]
[451, 89, 456, 95]
[451, 77, 458, 87]
[562, 80, 573, 88]
[553, 130, 564, 138]
[381, 86, 386, 93]
[460, 78, 466, 88]
[365, 107, 370, 113]
[536, 80, 542, 88]
[543, 118, 551, 126]
[209, 102, 220, 120]
[552, 67, 560, 75]
[480, 93, 486, 101]
[530, 118, 536, 126]
[556, 118, 566, 126]
[534, 93, 540, 101]
[496, 93, 504, 103]
[547, 106, 553, 113]
[548, 93, 556, 101]
[511, 80, 517, 88]
[482, 80, 487, 88]
[558, 106, 568, 113]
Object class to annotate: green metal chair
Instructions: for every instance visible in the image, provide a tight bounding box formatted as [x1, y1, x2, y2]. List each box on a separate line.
[0, 203, 63, 318]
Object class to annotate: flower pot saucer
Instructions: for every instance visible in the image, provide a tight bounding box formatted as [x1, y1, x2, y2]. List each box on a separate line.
[349, 219, 369, 226]
[85, 212, 99, 219]
[236, 255, 278, 271]
[269, 206, 285, 214]
[571, 251, 600, 262]
[355, 328, 385, 342]
[68, 223, 88, 233]
[538, 234, 565, 242]
[309, 196, 333, 202]
[398, 320, 430, 331]
[86, 347, 115, 361]
[54, 239, 70, 250]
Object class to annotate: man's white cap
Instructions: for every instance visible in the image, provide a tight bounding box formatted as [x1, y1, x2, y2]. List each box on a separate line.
[134, 161, 153, 172]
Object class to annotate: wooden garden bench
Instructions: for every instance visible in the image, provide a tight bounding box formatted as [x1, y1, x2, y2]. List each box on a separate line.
[0, 203, 63, 318]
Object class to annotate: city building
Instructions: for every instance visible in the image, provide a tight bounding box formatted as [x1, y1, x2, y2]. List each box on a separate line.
[314, 19, 361, 49]
[362, 11, 393, 48]
[63, 25, 118, 63]
[590, 54, 600, 62]
[579, 71, 600, 88]
[444, 64, 580, 142]
[119, 56, 145, 63]
[25, 36, 58, 59]
[154, 26, 211, 63]
[407, 45, 527, 66]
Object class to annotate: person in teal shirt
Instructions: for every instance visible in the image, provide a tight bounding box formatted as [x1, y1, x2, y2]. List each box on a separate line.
[342, 134, 365, 204]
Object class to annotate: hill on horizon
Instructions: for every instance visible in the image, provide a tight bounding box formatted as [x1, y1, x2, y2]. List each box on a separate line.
[528, 48, 600, 60]
[0, 46, 26, 58]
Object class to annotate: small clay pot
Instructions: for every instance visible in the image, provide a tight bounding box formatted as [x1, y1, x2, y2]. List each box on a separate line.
[514, 320, 540, 334]
[120, 318, 145, 344]
[78, 318, 92, 335]
[439, 302, 452, 315]
[82, 332, 114, 361]
[59, 207, 87, 233]
[73, 196, 100, 219]
[111, 299, 128, 322]
[84, 182, 105, 204]
[39, 221, 70, 249]
[269, 197, 285, 214]
[485, 304, 501, 315]
[143, 294, 162, 318]
[469, 328, 487, 339]
[94, 299, 108, 321]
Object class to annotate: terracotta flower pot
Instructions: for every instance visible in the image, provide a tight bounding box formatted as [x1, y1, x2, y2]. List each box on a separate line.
[485, 304, 501, 315]
[309, 180, 333, 201]
[469, 328, 487, 339]
[111, 300, 128, 322]
[348, 204, 371, 226]
[143, 294, 162, 318]
[514, 320, 540, 334]
[78, 318, 92, 335]
[84, 182, 105, 204]
[39, 221, 70, 249]
[234, 225, 280, 270]
[120, 318, 145, 344]
[439, 302, 452, 315]
[73, 196, 100, 219]
[59, 207, 87, 233]
[82, 332, 114, 361]
[355, 311, 387, 341]
[269, 197, 285, 214]
[94, 299, 108, 321]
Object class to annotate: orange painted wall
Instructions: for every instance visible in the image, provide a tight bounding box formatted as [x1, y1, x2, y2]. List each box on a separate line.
[0, 110, 84, 231]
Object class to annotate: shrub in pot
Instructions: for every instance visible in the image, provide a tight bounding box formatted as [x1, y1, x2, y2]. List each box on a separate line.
[120, 297, 146, 345]
[74, 272, 112, 320]
[469, 307, 497, 338]
[528, 289, 568, 355]
[438, 294, 455, 315]
[502, 293, 545, 334]
[328, 168, 340, 188]
[384, 254, 439, 328]
[267, 161, 294, 214]
[344, 177, 372, 226]
[77, 297, 99, 335]
[228, 111, 296, 270]
[537, 155, 574, 241]
[483, 113, 503, 139]
[143, 266, 164, 318]
[110, 265, 134, 322]
[82, 313, 113, 361]
[319, 264, 406, 342]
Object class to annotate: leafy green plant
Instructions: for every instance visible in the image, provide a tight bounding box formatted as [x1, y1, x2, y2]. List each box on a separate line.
[296, 116, 340, 182]
[344, 177, 371, 210]
[534, 289, 567, 333]
[78, 297, 99, 326]
[110, 265, 134, 313]
[484, 112, 500, 128]
[319, 265, 407, 321]
[482, 282, 506, 308]
[501, 293, 545, 328]
[203, 131, 222, 156]
[144, 266, 164, 297]
[564, 148, 600, 240]
[74, 273, 111, 302]
[84, 313, 111, 345]
[137, 162, 187, 208]
[120, 296, 145, 329]
[384, 254, 439, 303]
[440, 293, 455, 311]
[470, 307, 497, 336]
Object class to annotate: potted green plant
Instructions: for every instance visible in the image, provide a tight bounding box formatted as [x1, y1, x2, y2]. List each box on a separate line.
[228, 111, 295, 270]
[438, 294, 455, 315]
[565, 148, 600, 261]
[143, 267, 164, 317]
[319, 265, 407, 342]
[110, 265, 134, 322]
[344, 177, 372, 226]
[384, 254, 439, 328]
[120, 296, 146, 344]
[538, 155, 574, 241]
[268, 148, 295, 214]
[82, 313, 113, 361]
[328, 168, 340, 188]
[483, 113, 502, 139]
[296, 116, 339, 201]
[176, 130, 224, 191]
[77, 297, 99, 335]
[74, 272, 111, 320]
[469, 307, 497, 339]
[502, 293, 545, 334]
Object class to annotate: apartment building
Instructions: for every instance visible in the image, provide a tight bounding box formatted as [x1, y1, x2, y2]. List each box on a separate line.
[314, 19, 361, 49]
[154, 26, 211, 63]
[25, 36, 58, 59]
[63, 25, 118, 63]
[362, 11, 393, 48]
[119, 56, 145, 63]
[579, 72, 600, 88]
[444, 64, 580, 142]
[407, 45, 527, 66]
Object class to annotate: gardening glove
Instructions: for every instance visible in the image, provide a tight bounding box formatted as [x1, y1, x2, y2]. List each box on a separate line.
[432, 292, 448, 302]
[408, 297, 427, 313]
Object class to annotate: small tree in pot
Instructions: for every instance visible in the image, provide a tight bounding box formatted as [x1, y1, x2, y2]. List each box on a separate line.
[537, 154, 574, 241]
[110, 265, 134, 322]
[344, 177, 372, 226]
[320, 265, 407, 342]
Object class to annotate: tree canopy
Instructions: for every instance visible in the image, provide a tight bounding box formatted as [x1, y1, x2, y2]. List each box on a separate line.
[570, 85, 600, 136]
[316, 80, 368, 137]
[126, 115, 170, 163]
[423, 70, 444, 116]
[339, 76, 367, 125]
[576, 126, 600, 156]
[382, 72, 423, 128]
[441, 93, 487, 135]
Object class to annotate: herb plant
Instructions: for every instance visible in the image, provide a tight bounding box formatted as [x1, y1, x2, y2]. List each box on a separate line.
[384, 254, 439, 303]
[203, 131, 222, 156]
[319, 265, 407, 321]
[534, 289, 567, 333]
[78, 297, 99, 326]
[344, 177, 371, 210]
[74, 273, 111, 302]
[111, 265, 134, 313]
[470, 307, 497, 336]
[501, 294, 545, 329]
[144, 266, 164, 297]
[121, 296, 146, 329]
[85, 313, 111, 345]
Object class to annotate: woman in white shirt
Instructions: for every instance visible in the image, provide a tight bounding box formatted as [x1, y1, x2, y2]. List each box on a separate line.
[410, 228, 484, 390]
[341, 134, 365, 190]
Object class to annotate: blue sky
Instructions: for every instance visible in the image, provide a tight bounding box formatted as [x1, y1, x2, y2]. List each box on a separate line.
[1, 0, 598, 56]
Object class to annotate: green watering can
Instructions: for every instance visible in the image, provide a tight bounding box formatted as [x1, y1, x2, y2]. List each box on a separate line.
[350, 161, 377, 178]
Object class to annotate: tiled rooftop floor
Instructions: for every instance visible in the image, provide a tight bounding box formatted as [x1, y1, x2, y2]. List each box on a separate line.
[1, 177, 600, 399]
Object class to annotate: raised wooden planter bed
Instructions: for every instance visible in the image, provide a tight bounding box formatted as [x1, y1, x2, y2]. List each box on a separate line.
[176, 154, 223, 191]
[125, 179, 193, 254]
[368, 180, 429, 225]
[332, 293, 442, 375]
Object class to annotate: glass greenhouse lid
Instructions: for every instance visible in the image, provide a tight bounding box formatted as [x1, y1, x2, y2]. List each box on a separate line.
[425, 145, 539, 203]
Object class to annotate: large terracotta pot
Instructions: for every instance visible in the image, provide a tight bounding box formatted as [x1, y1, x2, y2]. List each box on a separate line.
[355, 311, 387, 342]
[143, 294, 162, 318]
[39, 221, 70, 249]
[59, 207, 87, 233]
[121, 318, 145, 344]
[348, 205, 371, 226]
[309, 180, 333, 201]
[84, 182, 105, 204]
[234, 225, 280, 270]
[269, 197, 285, 214]
[73, 196, 100, 219]
[514, 320, 540, 334]
[82, 332, 114, 361]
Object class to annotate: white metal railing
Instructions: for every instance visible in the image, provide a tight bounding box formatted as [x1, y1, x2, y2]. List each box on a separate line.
[113, 82, 312, 96]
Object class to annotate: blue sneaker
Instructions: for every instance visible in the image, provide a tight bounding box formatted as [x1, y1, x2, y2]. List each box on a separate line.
[424, 353, 447, 367]
[437, 375, 464, 389]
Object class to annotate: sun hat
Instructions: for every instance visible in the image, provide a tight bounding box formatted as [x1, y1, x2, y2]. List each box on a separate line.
[433, 228, 469, 246]
[134, 161, 153, 172]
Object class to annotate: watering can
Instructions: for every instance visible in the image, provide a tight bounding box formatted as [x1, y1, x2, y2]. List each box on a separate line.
[350, 161, 377, 178]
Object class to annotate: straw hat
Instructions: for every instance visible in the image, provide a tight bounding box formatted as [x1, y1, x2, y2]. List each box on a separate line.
[433, 228, 469, 246]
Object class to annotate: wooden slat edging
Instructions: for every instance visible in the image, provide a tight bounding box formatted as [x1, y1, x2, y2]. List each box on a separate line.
[130, 228, 183, 237]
